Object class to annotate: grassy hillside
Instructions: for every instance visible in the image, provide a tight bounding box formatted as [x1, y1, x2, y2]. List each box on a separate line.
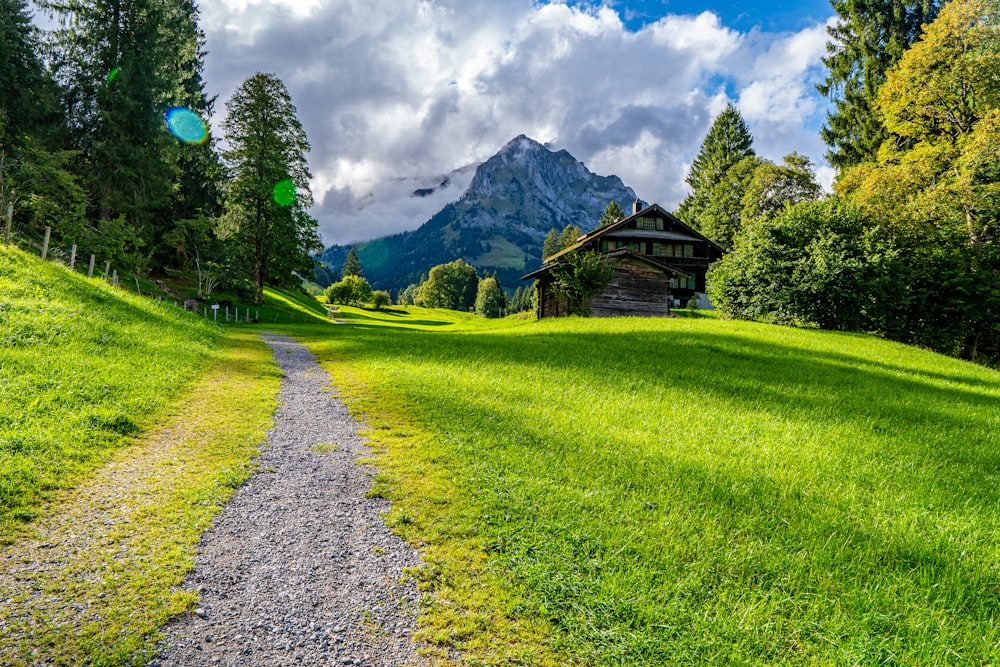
[291, 309, 1000, 665]
[0, 246, 281, 665]
[0, 246, 222, 536]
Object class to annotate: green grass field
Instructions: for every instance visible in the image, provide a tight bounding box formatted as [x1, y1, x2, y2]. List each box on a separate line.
[290, 307, 1000, 665]
[0, 246, 225, 536]
[5, 244, 1000, 665]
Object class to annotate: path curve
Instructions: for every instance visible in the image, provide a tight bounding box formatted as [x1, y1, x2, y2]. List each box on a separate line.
[154, 334, 424, 666]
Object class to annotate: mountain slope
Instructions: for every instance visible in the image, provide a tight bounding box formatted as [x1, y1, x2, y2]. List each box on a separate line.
[319, 135, 637, 292]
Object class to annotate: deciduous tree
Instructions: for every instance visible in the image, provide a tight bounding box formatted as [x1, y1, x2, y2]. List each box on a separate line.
[550, 250, 615, 316]
[475, 275, 506, 318]
[741, 153, 823, 223]
[325, 274, 372, 307]
[414, 259, 479, 310]
[837, 0, 1000, 360]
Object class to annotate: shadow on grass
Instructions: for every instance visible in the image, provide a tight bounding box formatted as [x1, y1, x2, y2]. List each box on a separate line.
[298, 319, 1000, 663]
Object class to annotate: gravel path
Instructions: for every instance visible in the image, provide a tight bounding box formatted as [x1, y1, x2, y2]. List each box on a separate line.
[153, 334, 425, 667]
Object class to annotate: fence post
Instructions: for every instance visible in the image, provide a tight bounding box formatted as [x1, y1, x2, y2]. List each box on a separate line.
[112, 270, 118, 287]
[103, 261, 110, 279]
[133, 274, 141, 295]
[70, 244, 77, 269]
[88, 254, 96, 278]
[3, 203, 11, 246]
[41, 226, 50, 259]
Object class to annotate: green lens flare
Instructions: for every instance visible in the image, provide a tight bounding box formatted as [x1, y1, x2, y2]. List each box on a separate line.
[273, 179, 297, 206]
[164, 107, 209, 145]
[108, 67, 120, 83]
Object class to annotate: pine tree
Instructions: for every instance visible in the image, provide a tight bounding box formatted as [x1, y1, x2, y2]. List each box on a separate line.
[542, 228, 561, 261]
[163, 0, 223, 221]
[42, 0, 176, 245]
[598, 200, 625, 227]
[221, 72, 321, 305]
[39, 0, 224, 270]
[558, 224, 583, 252]
[818, 0, 940, 170]
[0, 0, 62, 150]
[677, 105, 755, 231]
[342, 247, 363, 277]
[696, 155, 762, 251]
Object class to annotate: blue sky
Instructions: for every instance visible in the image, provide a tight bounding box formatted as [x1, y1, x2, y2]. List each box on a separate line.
[78, 0, 842, 245]
[603, 0, 836, 31]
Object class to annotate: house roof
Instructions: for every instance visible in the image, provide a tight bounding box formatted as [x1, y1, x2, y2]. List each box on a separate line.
[521, 203, 722, 281]
[521, 247, 690, 281]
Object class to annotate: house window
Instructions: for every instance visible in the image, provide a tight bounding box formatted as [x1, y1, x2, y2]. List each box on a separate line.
[636, 217, 657, 230]
[653, 243, 668, 256]
[669, 277, 680, 289]
[684, 244, 694, 258]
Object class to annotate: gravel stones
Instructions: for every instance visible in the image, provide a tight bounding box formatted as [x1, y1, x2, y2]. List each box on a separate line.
[154, 335, 424, 666]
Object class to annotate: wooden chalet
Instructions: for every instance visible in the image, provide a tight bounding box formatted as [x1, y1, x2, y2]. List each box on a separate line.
[522, 201, 724, 318]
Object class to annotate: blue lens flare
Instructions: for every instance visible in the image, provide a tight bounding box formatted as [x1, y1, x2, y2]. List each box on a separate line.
[165, 107, 209, 145]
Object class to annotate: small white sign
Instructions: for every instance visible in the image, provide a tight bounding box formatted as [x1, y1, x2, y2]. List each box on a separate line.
[211, 304, 220, 310]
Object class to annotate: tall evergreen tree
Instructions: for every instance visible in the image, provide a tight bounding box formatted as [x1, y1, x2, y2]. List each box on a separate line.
[39, 0, 222, 270]
[341, 247, 363, 277]
[598, 200, 625, 227]
[221, 72, 321, 305]
[542, 228, 561, 261]
[818, 0, 940, 170]
[558, 224, 583, 252]
[0, 0, 62, 150]
[696, 155, 763, 251]
[42, 0, 176, 242]
[677, 104, 755, 231]
[162, 0, 223, 223]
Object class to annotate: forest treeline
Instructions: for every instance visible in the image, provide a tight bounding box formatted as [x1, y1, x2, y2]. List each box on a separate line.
[324, 249, 534, 318]
[680, 0, 999, 364]
[0, 0, 319, 305]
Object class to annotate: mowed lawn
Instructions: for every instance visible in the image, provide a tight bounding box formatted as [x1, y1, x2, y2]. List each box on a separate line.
[296, 308, 1000, 666]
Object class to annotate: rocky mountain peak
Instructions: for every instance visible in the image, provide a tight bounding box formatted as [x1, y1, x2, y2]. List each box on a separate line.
[319, 135, 638, 293]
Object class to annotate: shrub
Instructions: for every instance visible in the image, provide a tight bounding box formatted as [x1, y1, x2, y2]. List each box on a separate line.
[371, 290, 391, 310]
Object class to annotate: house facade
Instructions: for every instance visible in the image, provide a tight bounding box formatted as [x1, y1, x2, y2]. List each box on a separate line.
[522, 202, 724, 318]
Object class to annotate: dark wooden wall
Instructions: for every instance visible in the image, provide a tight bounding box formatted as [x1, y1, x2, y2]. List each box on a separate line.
[589, 258, 671, 318]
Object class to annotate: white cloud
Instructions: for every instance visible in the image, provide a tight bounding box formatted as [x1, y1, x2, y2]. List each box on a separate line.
[192, 0, 835, 246]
